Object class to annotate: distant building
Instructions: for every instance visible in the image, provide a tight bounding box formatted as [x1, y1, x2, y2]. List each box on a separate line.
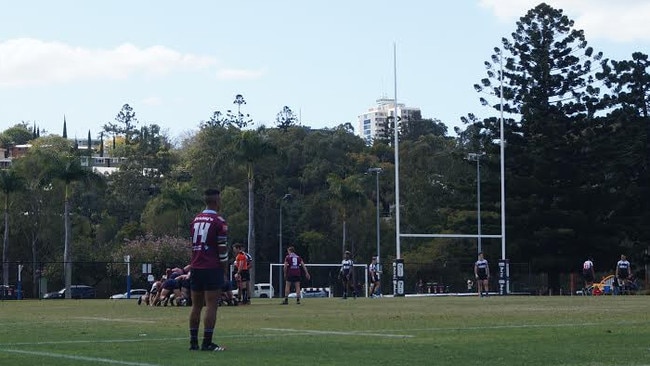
[357, 98, 421, 143]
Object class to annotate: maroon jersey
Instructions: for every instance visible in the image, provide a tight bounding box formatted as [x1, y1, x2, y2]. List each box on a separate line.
[190, 210, 228, 269]
[284, 253, 304, 277]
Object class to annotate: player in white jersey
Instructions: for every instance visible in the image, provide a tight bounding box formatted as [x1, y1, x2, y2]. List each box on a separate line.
[615, 254, 631, 291]
[582, 256, 595, 293]
[474, 252, 490, 297]
[339, 251, 356, 299]
[368, 256, 381, 298]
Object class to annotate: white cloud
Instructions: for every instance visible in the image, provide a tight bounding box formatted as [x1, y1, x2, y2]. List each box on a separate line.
[478, 0, 650, 42]
[0, 38, 218, 87]
[216, 68, 266, 81]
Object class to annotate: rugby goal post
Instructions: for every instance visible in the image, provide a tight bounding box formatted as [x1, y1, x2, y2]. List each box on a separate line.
[270, 263, 369, 298]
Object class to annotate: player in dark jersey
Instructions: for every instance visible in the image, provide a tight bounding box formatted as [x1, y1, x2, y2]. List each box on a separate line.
[339, 251, 356, 299]
[281, 246, 310, 305]
[188, 189, 228, 352]
[474, 252, 490, 297]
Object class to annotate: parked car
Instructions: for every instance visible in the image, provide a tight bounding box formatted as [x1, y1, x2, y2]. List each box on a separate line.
[43, 285, 96, 299]
[232, 283, 274, 298]
[109, 288, 148, 299]
[0, 285, 18, 300]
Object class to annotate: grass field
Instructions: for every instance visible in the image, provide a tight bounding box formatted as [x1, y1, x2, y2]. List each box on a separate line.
[1, 295, 649, 366]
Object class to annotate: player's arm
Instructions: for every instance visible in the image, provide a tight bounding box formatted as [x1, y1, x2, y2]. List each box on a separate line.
[474, 264, 478, 278]
[301, 260, 311, 280]
[485, 264, 489, 278]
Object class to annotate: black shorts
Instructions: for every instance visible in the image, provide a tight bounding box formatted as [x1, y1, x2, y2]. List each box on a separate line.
[238, 270, 250, 282]
[477, 273, 488, 280]
[370, 274, 380, 283]
[583, 272, 594, 282]
[287, 275, 302, 283]
[190, 268, 224, 292]
[162, 279, 177, 291]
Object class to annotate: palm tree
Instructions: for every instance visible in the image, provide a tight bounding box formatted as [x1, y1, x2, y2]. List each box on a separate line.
[53, 154, 90, 299]
[233, 129, 274, 286]
[0, 168, 24, 286]
[326, 173, 368, 256]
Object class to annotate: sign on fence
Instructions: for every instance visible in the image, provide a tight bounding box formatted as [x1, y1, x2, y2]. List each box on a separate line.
[498, 259, 510, 295]
[393, 259, 405, 297]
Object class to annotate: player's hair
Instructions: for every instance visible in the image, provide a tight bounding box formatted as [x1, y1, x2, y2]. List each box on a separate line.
[287, 246, 295, 253]
[203, 188, 220, 204]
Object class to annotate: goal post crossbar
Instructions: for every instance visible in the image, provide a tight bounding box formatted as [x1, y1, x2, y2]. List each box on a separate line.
[269, 263, 369, 297]
[400, 233, 502, 239]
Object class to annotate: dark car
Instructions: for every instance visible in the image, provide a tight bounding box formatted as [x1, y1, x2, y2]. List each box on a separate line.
[43, 285, 96, 299]
[0, 285, 18, 300]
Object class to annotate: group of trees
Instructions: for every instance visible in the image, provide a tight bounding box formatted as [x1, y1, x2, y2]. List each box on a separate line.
[0, 3, 648, 295]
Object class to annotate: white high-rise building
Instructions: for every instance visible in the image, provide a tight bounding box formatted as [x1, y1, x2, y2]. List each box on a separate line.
[357, 98, 421, 143]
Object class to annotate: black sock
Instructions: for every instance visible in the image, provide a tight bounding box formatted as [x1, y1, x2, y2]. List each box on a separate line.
[203, 328, 214, 345]
[190, 328, 198, 344]
[242, 289, 248, 301]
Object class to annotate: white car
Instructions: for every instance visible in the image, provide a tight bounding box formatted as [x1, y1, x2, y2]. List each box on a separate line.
[109, 289, 148, 299]
[231, 283, 274, 298]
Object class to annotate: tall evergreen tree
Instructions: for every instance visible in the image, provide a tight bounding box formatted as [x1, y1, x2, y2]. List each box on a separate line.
[472, 3, 605, 288]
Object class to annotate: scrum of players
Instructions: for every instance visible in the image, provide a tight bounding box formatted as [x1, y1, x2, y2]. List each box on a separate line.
[137, 244, 250, 308]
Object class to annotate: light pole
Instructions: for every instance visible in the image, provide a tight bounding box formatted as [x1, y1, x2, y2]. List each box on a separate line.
[278, 193, 292, 297]
[124, 255, 131, 299]
[367, 168, 383, 273]
[467, 153, 483, 253]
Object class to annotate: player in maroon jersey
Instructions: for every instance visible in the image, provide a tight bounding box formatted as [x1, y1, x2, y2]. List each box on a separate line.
[188, 188, 229, 352]
[281, 246, 310, 305]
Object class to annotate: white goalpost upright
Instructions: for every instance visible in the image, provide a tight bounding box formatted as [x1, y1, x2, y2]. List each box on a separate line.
[391, 44, 508, 296]
[269, 263, 369, 298]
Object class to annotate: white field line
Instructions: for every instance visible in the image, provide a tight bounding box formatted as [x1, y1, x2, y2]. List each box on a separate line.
[0, 332, 313, 347]
[75, 317, 157, 324]
[261, 328, 414, 338]
[0, 349, 162, 366]
[0, 338, 186, 347]
[379, 320, 650, 333]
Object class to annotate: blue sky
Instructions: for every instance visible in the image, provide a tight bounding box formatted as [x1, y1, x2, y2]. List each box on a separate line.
[1, 0, 649, 142]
